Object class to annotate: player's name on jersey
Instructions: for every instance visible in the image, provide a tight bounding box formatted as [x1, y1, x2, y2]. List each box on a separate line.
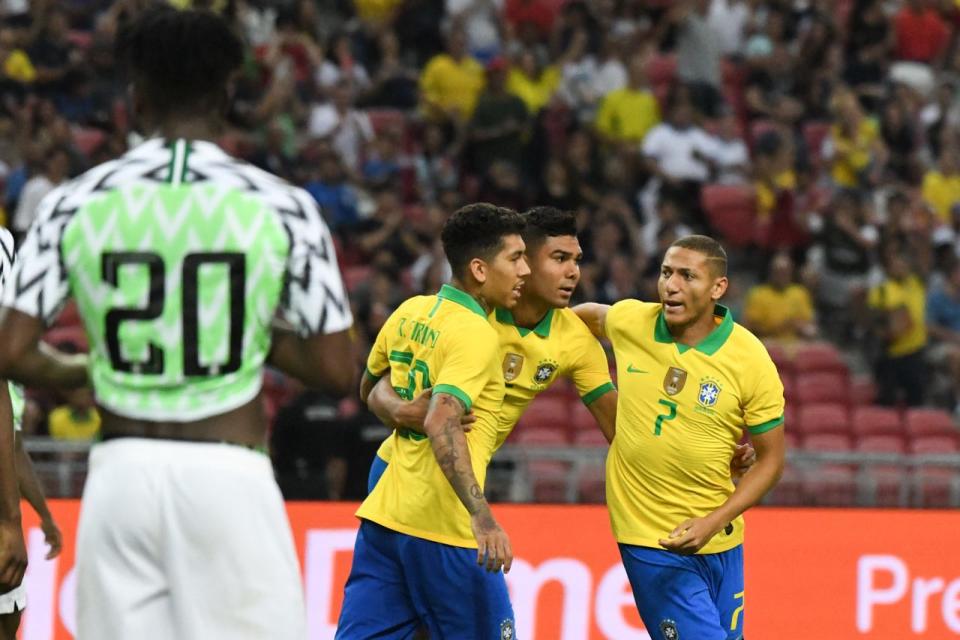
[398, 318, 440, 348]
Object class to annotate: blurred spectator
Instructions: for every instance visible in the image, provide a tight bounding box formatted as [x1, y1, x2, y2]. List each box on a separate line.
[753, 130, 808, 252]
[413, 121, 460, 203]
[640, 196, 693, 258]
[354, 187, 425, 266]
[316, 31, 371, 92]
[250, 119, 295, 180]
[823, 87, 887, 191]
[504, 0, 556, 42]
[362, 127, 405, 190]
[893, 0, 950, 65]
[743, 251, 818, 342]
[707, 0, 750, 56]
[0, 24, 34, 85]
[467, 56, 529, 175]
[868, 247, 928, 406]
[537, 158, 579, 211]
[594, 52, 661, 150]
[477, 158, 527, 210]
[446, 0, 502, 62]
[362, 31, 419, 109]
[880, 97, 921, 185]
[927, 257, 960, 414]
[418, 26, 485, 123]
[28, 8, 80, 91]
[12, 145, 68, 241]
[921, 145, 960, 226]
[48, 387, 100, 441]
[556, 27, 600, 120]
[506, 48, 560, 115]
[711, 109, 749, 184]
[591, 31, 627, 99]
[642, 86, 716, 229]
[669, 0, 724, 117]
[920, 80, 959, 161]
[304, 149, 360, 230]
[308, 79, 373, 175]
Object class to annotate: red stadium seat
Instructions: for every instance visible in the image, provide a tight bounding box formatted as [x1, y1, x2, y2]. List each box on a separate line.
[573, 429, 607, 447]
[517, 397, 571, 433]
[855, 435, 905, 455]
[645, 54, 677, 87]
[912, 468, 960, 508]
[801, 433, 852, 452]
[793, 342, 847, 375]
[850, 375, 878, 406]
[794, 372, 848, 405]
[908, 436, 959, 455]
[577, 463, 606, 504]
[862, 466, 909, 508]
[513, 427, 568, 446]
[904, 408, 959, 440]
[851, 406, 903, 437]
[527, 460, 569, 503]
[764, 342, 791, 375]
[803, 465, 857, 506]
[797, 403, 849, 436]
[782, 429, 800, 451]
[802, 121, 831, 173]
[700, 184, 757, 248]
[366, 108, 407, 136]
[781, 375, 796, 403]
[539, 378, 576, 402]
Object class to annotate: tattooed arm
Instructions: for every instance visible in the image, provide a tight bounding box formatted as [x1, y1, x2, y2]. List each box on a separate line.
[423, 392, 512, 573]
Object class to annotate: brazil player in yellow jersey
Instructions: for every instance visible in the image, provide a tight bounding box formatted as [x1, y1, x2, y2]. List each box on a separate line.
[336, 204, 530, 639]
[575, 235, 786, 640]
[365, 207, 619, 485]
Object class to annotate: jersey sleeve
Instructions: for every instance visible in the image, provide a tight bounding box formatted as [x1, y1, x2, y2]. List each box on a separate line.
[565, 324, 614, 406]
[743, 345, 786, 435]
[276, 187, 353, 336]
[0, 185, 71, 325]
[365, 309, 399, 380]
[432, 320, 499, 411]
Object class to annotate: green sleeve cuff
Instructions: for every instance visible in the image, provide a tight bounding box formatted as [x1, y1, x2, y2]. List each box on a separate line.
[432, 384, 472, 411]
[581, 381, 616, 406]
[747, 415, 784, 435]
[365, 367, 385, 381]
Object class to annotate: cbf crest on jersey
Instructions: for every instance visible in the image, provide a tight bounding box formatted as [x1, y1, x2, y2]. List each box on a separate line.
[663, 367, 687, 396]
[698, 377, 722, 407]
[659, 619, 679, 639]
[500, 619, 515, 640]
[503, 353, 524, 382]
[533, 359, 558, 385]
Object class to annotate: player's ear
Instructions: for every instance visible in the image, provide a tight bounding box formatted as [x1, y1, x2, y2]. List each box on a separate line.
[711, 276, 728, 301]
[468, 257, 487, 284]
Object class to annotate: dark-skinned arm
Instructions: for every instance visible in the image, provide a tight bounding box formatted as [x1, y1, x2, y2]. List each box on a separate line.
[585, 390, 617, 443]
[268, 327, 355, 398]
[572, 303, 611, 339]
[424, 392, 512, 573]
[0, 383, 26, 591]
[0, 309, 88, 389]
[366, 376, 476, 433]
[14, 432, 61, 559]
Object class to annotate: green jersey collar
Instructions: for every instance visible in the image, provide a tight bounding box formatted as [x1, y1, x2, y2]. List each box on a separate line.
[437, 284, 487, 318]
[495, 307, 554, 338]
[654, 304, 734, 356]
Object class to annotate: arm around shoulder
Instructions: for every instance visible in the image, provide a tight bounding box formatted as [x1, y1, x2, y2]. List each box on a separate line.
[572, 303, 611, 339]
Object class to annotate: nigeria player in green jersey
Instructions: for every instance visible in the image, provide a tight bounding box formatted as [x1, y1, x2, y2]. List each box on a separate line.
[0, 8, 353, 640]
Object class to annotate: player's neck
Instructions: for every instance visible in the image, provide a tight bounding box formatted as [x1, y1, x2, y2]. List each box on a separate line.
[152, 115, 220, 144]
[450, 278, 492, 314]
[510, 297, 552, 329]
[669, 306, 718, 347]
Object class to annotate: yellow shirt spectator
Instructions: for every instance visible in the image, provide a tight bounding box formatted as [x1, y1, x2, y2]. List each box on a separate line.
[743, 282, 815, 341]
[506, 65, 560, 114]
[755, 170, 796, 221]
[595, 88, 661, 144]
[419, 53, 485, 121]
[48, 406, 101, 440]
[353, 0, 403, 23]
[922, 169, 960, 224]
[828, 118, 880, 188]
[2, 49, 35, 84]
[868, 275, 927, 358]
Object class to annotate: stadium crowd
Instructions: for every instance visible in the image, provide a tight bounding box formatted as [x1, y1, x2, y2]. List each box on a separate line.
[2, 0, 960, 501]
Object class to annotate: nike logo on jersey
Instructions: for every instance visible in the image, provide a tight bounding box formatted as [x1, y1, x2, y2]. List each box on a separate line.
[626, 364, 648, 374]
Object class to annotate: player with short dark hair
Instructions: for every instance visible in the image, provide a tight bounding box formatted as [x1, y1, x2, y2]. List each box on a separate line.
[337, 203, 529, 639]
[0, 7, 354, 639]
[575, 235, 786, 640]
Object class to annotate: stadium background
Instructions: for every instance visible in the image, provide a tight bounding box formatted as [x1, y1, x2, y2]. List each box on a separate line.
[2, 0, 960, 637]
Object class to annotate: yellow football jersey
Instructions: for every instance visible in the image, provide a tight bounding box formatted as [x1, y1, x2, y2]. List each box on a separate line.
[375, 306, 615, 461]
[357, 285, 505, 547]
[605, 300, 784, 554]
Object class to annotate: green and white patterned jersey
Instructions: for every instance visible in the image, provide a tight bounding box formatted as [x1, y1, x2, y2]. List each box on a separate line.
[0, 228, 23, 431]
[2, 139, 352, 421]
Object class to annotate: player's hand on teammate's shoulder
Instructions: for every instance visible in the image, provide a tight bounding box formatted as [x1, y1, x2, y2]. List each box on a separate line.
[730, 443, 757, 480]
[658, 515, 725, 555]
[41, 516, 62, 560]
[396, 388, 476, 434]
[0, 519, 27, 591]
[471, 506, 513, 574]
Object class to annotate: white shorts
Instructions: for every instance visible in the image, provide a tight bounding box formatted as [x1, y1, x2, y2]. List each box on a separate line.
[0, 585, 25, 615]
[75, 438, 306, 640]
